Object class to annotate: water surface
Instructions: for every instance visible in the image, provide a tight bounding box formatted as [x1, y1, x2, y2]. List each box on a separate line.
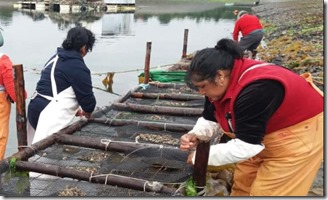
[0, 2, 248, 156]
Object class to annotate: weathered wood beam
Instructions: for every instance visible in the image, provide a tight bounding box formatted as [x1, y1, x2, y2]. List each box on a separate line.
[112, 102, 203, 116]
[89, 118, 194, 132]
[55, 134, 179, 152]
[130, 92, 203, 101]
[148, 82, 187, 88]
[0, 119, 88, 173]
[15, 161, 180, 195]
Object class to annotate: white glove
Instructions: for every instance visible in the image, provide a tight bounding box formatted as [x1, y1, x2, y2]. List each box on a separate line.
[192, 138, 265, 166]
[188, 117, 220, 141]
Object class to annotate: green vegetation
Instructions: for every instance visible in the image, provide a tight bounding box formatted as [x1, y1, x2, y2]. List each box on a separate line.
[185, 177, 198, 196]
[4, 157, 30, 195]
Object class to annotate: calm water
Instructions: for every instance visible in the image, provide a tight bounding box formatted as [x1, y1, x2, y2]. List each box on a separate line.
[1, 3, 247, 157]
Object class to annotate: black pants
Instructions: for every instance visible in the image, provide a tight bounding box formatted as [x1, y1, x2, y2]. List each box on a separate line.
[238, 30, 264, 52]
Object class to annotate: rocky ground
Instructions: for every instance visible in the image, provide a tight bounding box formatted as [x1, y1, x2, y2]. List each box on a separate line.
[253, 0, 324, 91]
[252, 0, 324, 196]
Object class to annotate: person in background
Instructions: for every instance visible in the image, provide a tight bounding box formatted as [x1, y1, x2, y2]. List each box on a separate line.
[232, 10, 264, 59]
[27, 26, 97, 145]
[180, 38, 323, 196]
[0, 29, 27, 159]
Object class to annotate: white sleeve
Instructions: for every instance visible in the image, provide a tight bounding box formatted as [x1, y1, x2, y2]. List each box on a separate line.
[188, 117, 220, 141]
[192, 138, 265, 166]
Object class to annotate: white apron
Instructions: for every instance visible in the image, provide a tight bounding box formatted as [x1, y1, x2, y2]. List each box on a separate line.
[31, 56, 80, 144]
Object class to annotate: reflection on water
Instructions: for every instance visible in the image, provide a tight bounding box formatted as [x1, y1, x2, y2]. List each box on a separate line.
[102, 13, 134, 36]
[16, 7, 134, 32]
[1, 2, 253, 156]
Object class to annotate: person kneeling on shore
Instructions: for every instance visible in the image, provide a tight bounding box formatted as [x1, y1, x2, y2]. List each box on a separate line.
[233, 10, 264, 59]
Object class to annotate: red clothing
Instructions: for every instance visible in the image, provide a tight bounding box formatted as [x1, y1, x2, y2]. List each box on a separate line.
[233, 14, 263, 42]
[213, 58, 323, 134]
[0, 54, 16, 102]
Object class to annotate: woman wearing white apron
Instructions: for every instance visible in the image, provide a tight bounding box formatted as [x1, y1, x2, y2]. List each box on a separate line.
[27, 26, 97, 145]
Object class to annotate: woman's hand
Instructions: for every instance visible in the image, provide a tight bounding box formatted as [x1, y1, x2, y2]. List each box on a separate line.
[187, 151, 196, 165]
[75, 109, 83, 117]
[180, 133, 198, 151]
[76, 109, 92, 119]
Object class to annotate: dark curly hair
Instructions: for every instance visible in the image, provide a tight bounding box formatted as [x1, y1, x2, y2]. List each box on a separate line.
[62, 26, 96, 52]
[185, 38, 243, 89]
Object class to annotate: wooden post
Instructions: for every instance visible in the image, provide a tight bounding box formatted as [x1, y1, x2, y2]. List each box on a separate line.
[13, 64, 27, 153]
[182, 29, 189, 59]
[143, 41, 151, 84]
[192, 141, 210, 195]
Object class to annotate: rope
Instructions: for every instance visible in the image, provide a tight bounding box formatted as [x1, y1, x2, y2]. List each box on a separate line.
[104, 112, 119, 126]
[89, 170, 187, 196]
[159, 144, 164, 158]
[89, 171, 94, 182]
[91, 63, 175, 76]
[100, 139, 112, 151]
[89, 172, 167, 192]
[143, 181, 163, 192]
[138, 83, 150, 90]
[151, 105, 156, 112]
[154, 81, 160, 87]
[135, 136, 140, 143]
[105, 174, 110, 185]
[174, 181, 186, 196]
[196, 186, 206, 196]
[26, 64, 175, 76]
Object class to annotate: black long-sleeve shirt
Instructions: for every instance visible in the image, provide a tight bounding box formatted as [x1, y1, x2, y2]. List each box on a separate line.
[202, 79, 284, 144]
[28, 48, 96, 129]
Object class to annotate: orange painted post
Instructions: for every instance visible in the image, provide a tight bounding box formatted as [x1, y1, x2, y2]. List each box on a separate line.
[13, 64, 27, 153]
[182, 29, 189, 58]
[143, 42, 152, 84]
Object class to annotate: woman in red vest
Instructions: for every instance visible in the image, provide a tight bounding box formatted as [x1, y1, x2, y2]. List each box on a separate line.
[180, 38, 323, 196]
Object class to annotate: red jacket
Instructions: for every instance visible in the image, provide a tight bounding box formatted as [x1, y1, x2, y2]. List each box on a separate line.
[213, 58, 323, 134]
[233, 14, 263, 42]
[0, 54, 17, 102]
